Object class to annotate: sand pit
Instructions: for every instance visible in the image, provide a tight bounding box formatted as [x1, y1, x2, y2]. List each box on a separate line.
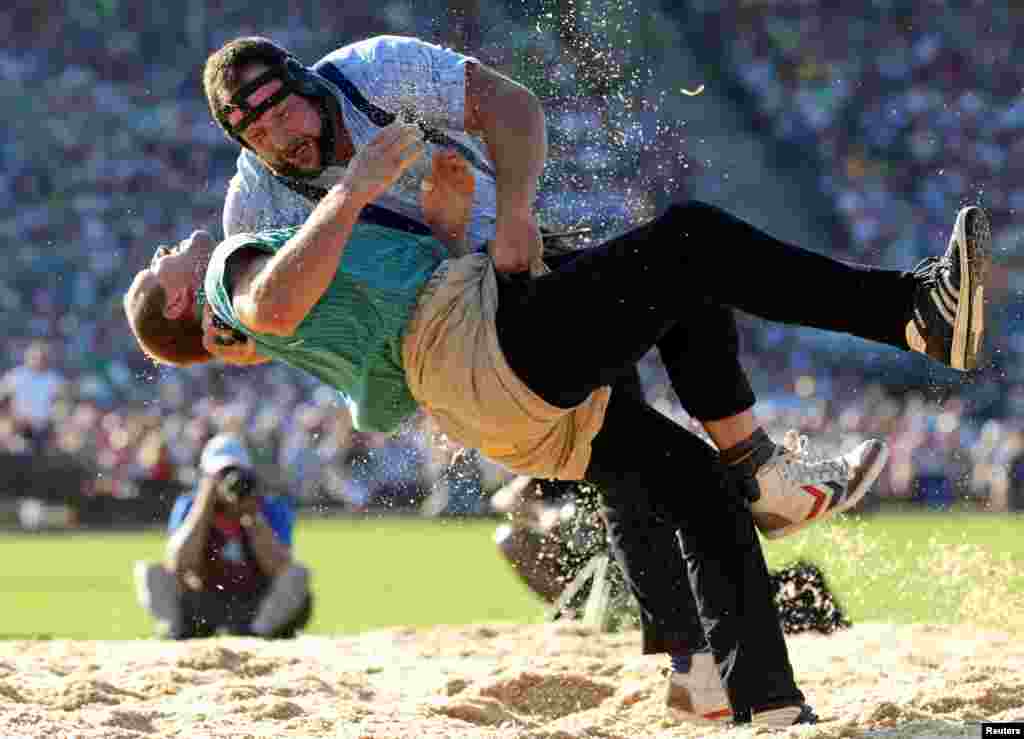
[1, 622, 1022, 738]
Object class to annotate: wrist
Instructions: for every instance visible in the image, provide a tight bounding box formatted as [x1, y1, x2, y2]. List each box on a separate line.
[197, 479, 219, 507]
[497, 200, 534, 222]
[329, 181, 369, 211]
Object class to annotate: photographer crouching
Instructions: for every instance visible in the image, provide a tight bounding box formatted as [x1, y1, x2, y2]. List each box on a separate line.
[134, 433, 313, 639]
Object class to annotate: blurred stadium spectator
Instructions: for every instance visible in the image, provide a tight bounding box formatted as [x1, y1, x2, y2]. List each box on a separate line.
[0, 340, 67, 453]
[134, 433, 313, 639]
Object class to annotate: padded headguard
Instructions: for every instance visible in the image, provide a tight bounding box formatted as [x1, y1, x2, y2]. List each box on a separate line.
[216, 57, 338, 176]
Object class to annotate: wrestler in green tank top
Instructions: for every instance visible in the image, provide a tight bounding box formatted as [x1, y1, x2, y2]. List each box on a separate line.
[204, 224, 448, 433]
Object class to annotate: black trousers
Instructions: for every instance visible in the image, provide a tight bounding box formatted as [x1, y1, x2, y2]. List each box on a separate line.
[171, 588, 313, 640]
[498, 199, 915, 420]
[593, 385, 802, 713]
[496, 199, 919, 712]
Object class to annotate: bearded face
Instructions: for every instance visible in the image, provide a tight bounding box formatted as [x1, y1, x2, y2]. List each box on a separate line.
[227, 67, 332, 179]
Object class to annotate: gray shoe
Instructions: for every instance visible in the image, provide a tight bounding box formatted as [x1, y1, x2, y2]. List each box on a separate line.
[906, 206, 991, 371]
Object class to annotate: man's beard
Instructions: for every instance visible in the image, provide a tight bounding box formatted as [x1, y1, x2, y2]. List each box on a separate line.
[270, 118, 328, 180]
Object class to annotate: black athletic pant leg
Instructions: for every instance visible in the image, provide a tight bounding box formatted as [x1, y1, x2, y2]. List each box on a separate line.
[498, 199, 915, 420]
[587, 388, 804, 713]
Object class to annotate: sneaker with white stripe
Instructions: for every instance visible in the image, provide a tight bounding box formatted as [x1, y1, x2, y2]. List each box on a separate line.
[906, 206, 991, 371]
[749, 431, 889, 540]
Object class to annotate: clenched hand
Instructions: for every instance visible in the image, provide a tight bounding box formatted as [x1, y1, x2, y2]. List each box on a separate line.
[341, 122, 426, 205]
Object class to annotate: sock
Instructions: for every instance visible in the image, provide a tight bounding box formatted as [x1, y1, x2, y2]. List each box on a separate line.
[719, 427, 771, 466]
[670, 653, 693, 673]
[670, 646, 714, 674]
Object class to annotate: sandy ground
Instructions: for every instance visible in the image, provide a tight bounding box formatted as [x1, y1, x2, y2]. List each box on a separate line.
[0, 622, 1022, 739]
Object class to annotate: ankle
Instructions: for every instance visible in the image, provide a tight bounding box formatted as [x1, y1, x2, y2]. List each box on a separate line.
[720, 428, 772, 466]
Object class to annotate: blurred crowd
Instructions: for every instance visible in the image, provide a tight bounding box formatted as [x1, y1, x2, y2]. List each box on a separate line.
[692, 0, 1024, 378]
[6, 337, 1024, 514]
[1, 340, 512, 514]
[3, 1, 1024, 519]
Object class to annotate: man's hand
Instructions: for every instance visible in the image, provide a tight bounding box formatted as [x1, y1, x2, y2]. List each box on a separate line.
[420, 149, 475, 255]
[200, 304, 268, 365]
[166, 475, 218, 581]
[218, 491, 263, 521]
[342, 122, 425, 205]
[234, 125, 423, 338]
[490, 211, 544, 275]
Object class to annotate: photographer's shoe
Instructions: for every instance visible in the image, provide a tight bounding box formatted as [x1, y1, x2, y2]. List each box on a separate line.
[749, 431, 889, 540]
[664, 652, 733, 724]
[906, 206, 991, 371]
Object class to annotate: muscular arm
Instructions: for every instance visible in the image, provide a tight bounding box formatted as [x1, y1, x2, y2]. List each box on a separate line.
[464, 62, 547, 272]
[211, 162, 311, 362]
[234, 123, 423, 337]
[165, 478, 217, 582]
[234, 182, 367, 336]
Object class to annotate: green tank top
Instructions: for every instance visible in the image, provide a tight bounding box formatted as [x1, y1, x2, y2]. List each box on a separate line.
[204, 224, 447, 433]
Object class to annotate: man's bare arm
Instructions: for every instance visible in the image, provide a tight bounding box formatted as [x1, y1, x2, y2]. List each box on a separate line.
[200, 303, 271, 365]
[165, 477, 218, 582]
[464, 62, 546, 273]
[235, 182, 365, 336]
[202, 337, 271, 365]
[234, 123, 424, 337]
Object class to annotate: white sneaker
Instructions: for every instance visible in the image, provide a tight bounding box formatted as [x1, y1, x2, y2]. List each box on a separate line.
[750, 431, 889, 540]
[664, 652, 733, 723]
[133, 560, 182, 635]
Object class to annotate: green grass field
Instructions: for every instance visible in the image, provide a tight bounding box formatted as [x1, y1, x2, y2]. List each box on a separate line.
[3, 511, 1023, 639]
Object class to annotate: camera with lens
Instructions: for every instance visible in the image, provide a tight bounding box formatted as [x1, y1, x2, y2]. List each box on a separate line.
[214, 466, 258, 506]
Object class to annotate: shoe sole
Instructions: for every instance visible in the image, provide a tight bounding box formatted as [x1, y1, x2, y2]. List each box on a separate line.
[760, 440, 889, 540]
[666, 708, 734, 724]
[752, 703, 819, 727]
[951, 206, 991, 371]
